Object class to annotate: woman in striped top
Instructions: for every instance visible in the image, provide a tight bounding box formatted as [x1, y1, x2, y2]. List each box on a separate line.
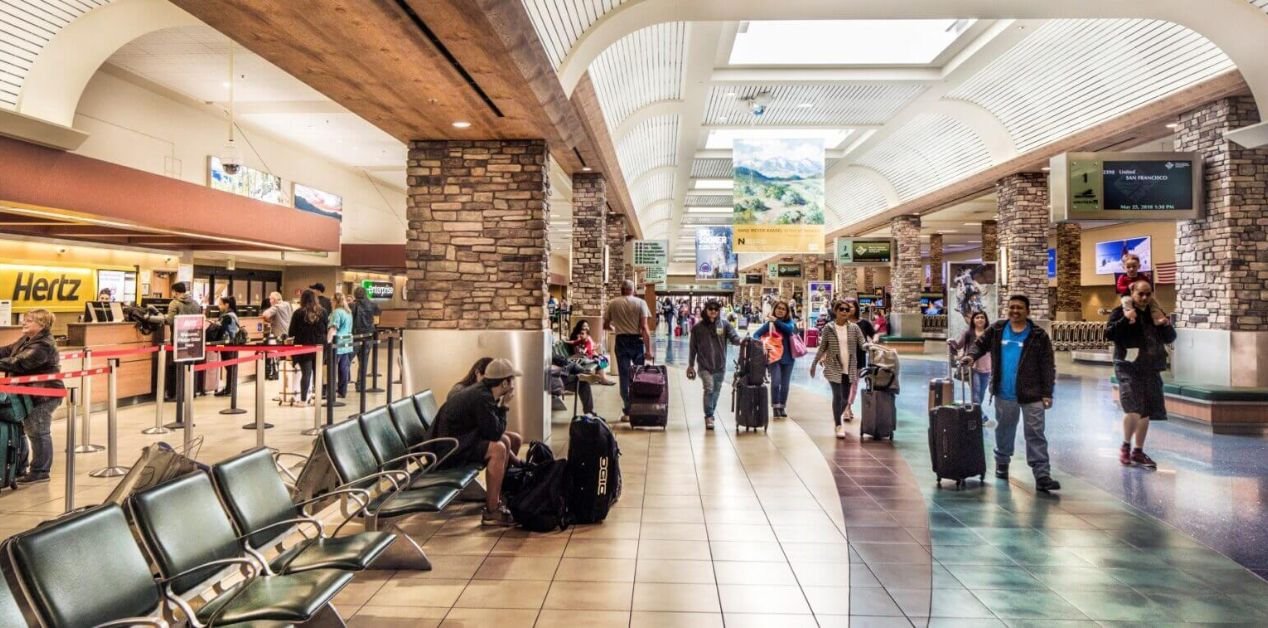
[811, 300, 865, 439]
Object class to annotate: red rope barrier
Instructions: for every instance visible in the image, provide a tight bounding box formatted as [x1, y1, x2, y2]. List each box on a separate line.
[0, 384, 68, 397]
[0, 366, 112, 385]
[192, 355, 261, 372]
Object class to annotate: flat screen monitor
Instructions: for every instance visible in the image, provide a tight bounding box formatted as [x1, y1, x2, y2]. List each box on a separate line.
[1051, 151, 1202, 221]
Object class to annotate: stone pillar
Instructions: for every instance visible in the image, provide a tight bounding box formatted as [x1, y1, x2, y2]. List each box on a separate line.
[404, 139, 551, 440]
[997, 173, 1051, 321]
[570, 174, 607, 317]
[981, 220, 999, 263]
[1173, 96, 1268, 387]
[838, 265, 858, 298]
[1054, 222, 1082, 321]
[605, 212, 626, 302]
[929, 233, 944, 293]
[891, 214, 923, 336]
[862, 267, 875, 293]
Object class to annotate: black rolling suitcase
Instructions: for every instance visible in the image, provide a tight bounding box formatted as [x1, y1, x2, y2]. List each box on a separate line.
[628, 364, 669, 429]
[859, 368, 896, 440]
[928, 366, 986, 489]
[732, 381, 768, 433]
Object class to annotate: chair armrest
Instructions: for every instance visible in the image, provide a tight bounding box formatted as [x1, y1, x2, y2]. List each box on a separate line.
[272, 451, 310, 482]
[157, 557, 261, 585]
[408, 437, 459, 467]
[333, 469, 410, 494]
[238, 516, 325, 543]
[380, 451, 437, 471]
[296, 486, 371, 515]
[93, 617, 169, 628]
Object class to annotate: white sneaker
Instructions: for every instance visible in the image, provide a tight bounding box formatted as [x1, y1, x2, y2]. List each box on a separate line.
[835, 425, 846, 439]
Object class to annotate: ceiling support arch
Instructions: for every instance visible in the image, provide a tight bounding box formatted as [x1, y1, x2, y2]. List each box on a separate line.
[556, 0, 1268, 130]
[17, 0, 199, 128]
[612, 99, 686, 143]
[927, 99, 1017, 164]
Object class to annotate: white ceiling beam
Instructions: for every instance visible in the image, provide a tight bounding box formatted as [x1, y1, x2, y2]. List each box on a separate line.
[667, 22, 726, 260]
[710, 67, 942, 83]
[611, 99, 686, 143]
[228, 100, 351, 115]
[693, 149, 848, 160]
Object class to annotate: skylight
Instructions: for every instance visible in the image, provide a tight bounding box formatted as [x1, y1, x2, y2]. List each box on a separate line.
[705, 128, 853, 150]
[729, 20, 972, 66]
[693, 179, 734, 190]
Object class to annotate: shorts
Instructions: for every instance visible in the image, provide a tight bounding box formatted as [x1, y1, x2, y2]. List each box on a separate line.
[1115, 362, 1168, 420]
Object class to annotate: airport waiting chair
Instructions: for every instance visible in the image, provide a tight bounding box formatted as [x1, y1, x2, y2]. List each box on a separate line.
[129, 472, 353, 627]
[211, 448, 396, 576]
[360, 406, 473, 489]
[391, 394, 487, 501]
[412, 389, 440, 431]
[4, 504, 168, 627]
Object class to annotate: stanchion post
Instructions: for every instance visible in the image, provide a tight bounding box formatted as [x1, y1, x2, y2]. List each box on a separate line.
[254, 352, 266, 448]
[64, 388, 76, 514]
[367, 329, 383, 393]
[304, 347, 324, 436]
[386, 332, 395, 405]
[357, 336, 368, 415]
[182, 363, 194, 453]
[90, 359, 128, 477]
[325, 345, 336, 426]
[146, 343, 170, 434]
[75, 348, 104, 453]
[220, 349, 246, 415]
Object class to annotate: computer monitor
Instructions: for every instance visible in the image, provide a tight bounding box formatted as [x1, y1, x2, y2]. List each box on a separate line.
[84, 301, 115, 322]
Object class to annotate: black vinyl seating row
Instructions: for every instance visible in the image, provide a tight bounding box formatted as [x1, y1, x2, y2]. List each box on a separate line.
[0, 445, 398, 627]
[289, 390, 486, 571]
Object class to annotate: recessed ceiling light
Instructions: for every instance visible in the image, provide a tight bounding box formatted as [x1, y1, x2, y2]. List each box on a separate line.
[581, 166, 592, 172]
[1040, 166, 1050, 172]
[718, 116, 729, 122]
[222, 81, 230, 88]
[452, 121, 472, 129]
[1165, 123, 1179, 129]
[724, 92, 737, 98]
[796, 103, 814, 108]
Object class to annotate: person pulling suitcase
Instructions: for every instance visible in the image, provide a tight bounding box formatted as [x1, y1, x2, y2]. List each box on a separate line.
[960, 295, 1061, 493]
[686, 301, 741, 431]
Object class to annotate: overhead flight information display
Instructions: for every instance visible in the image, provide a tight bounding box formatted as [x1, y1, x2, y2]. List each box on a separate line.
[1102, 160, 1193, 210]
[1051, 152, 1202, 221]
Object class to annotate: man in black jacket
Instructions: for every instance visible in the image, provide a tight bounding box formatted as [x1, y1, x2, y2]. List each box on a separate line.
[433, 358, 522, 526]
[350, 287, 380, 391]
[1105, 280, 1175, 469]
[962, 295, 1061, 492]
[687, 300, 741, 430]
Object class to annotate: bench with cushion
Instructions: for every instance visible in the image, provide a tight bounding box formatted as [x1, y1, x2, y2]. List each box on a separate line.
[1109, 375, 1268, 433]
[130, 472, 353, 627]
[211, 448, 397, 575]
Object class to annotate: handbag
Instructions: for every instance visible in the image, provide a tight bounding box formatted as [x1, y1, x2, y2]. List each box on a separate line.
[763, 328, 785, 364]
[790, 330, 808, 358]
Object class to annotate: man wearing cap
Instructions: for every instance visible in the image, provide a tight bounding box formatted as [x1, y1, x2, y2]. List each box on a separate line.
[687, 300, 741, 431]
[433, 357, 523, 526]
[309, 283, 333, 316]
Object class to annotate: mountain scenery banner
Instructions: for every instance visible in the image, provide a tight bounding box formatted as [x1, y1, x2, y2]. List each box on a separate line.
[733, 138, 825, 254]
[695, 226, 738, 280]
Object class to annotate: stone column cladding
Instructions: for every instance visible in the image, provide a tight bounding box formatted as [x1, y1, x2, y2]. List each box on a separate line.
[569, 173, 607, 317]
[981, 220, 999, 263]
[1176, 96, 1268, 331]
[891, 215, 922, 315]
[997, 173, 1051, 320]
[405, 139, 549, 330]
[862, 267, 875, 293]
[929, 233, 944, 292]
[1055, 222, 1082, 319]
[838, 265, 858, 298]
[605, 212, 626, 302]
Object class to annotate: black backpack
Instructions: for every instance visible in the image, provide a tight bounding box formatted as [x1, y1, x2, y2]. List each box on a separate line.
[507, 458, 571, 532]
[503, 441, 555, 500]
[737, 337, 767, 387]
[565, 414, 621, 524]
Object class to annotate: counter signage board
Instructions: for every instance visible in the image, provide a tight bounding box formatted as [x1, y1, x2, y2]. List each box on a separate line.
[836, 238, 894, 265]
[173, 314, 205, 363]
[744, 273, 764, 285]
[776, 263, 803, 279]
[633, 240, 669, 269]
[0, 262, 96, 313]
[361, 280, 395, 300]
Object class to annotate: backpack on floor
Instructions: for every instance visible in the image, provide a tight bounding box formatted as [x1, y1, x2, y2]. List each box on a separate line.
[508, 458, 571, 532]
[566, 414, 621, 524]
[503, 441, 555, 500]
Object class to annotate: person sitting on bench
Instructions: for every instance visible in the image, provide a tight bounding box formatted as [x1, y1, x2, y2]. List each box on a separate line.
[433, 358, 523, 526]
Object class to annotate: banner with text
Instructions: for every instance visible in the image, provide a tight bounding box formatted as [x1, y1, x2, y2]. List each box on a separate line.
[632, 240, 669, 271]
[695, 227, 738, 280]
[733, 138, 825, 254]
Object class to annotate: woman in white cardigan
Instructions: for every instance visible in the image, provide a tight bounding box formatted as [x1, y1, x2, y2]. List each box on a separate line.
[810, 300, 865, 439]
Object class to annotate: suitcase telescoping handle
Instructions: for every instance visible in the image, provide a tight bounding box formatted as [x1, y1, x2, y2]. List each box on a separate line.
[959, 362, 973, 406]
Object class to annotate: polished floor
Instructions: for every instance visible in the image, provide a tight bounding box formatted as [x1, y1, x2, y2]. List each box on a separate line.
[1, 334, 1266, 626]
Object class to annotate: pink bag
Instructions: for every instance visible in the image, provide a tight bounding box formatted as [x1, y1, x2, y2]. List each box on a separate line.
[790, 329, 808, 358]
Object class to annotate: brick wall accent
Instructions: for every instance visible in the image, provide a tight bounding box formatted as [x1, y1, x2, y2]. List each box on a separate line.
[570, 173, 606, 317]
[997, 173, 1051, 319]
[981, 220, 999, 263]
[1175, 96, 1268, 331]
[838, 265, 858, 297]
[1055, 222, 1082, 317]
[892, 215, 922, 315]
[405, 140, 549, 330]
[929, 233, 944, 292]
[604, 212, 627, 302]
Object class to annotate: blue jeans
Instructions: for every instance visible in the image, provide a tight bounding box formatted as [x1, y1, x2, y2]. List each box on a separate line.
[994, 398, 1051, 478]
[972, 371, 990, 406]
[25, 396, 59, 476]
[336, 352, 352, 397]
[768, 361, 793, 407]
[615, 335, 645, 414]
[700, 369, 726, 418]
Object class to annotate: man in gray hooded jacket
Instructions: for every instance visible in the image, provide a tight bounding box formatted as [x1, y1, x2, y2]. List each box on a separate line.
[687, 300, 741, 430]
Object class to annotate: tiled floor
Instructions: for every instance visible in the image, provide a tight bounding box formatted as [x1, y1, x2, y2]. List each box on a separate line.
[4, 335, 1268, 626]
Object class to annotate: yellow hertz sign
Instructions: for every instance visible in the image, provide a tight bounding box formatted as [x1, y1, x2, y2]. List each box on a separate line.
[0, 263, 96, 313]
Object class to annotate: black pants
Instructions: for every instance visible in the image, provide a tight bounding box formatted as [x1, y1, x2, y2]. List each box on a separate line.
[354, 338, 372, 390]
[295, 354, 316, 401]
[830, 376, 851, 426]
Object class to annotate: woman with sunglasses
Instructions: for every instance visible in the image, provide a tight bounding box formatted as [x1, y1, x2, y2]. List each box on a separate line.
[811, 300, 864, 438]
[1105, 279, 1174, 470]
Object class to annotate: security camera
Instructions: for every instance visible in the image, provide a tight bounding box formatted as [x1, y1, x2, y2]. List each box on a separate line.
[744, 92, 773, 117]
[222, 158, 242, 175]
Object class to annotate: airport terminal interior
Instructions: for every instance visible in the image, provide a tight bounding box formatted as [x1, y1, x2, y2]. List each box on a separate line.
[2, 1, 1268, 626]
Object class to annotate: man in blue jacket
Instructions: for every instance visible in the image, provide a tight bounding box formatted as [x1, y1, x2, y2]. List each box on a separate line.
[687, 300, 741, 430]
[963, 295, 1060, 492]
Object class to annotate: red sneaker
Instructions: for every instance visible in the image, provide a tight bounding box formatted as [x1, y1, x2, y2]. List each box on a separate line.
[1119, 444, 1131, 466]
[1131, 450, 1157, 469]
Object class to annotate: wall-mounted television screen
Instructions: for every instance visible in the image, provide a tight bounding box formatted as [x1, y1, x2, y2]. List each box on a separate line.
[1050, 152, 1202, 221]
[1094, 237, 1152, 275]
[919, 293, 946, 316]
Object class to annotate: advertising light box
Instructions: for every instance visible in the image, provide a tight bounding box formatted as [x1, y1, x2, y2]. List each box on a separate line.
[836, 238, 894, 265]
[1050, 152, 1202, 221]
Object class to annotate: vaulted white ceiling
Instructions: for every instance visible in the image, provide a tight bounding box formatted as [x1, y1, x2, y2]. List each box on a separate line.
[519, 1, 1246, 269]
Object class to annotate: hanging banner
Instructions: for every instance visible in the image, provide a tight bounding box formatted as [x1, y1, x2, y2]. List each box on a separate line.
[835, 238, 895, 265]
[733, 138, 825, 254]
[947, 262, 998, 341]
[695, 227, 738, 280]
[632, 240, 669, 270]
